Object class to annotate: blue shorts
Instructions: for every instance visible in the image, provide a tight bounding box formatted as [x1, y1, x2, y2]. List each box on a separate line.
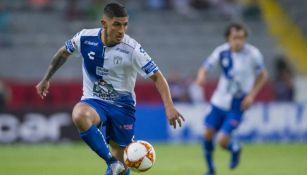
[81, 98, 136, 147]
[204, 97, 245, 135]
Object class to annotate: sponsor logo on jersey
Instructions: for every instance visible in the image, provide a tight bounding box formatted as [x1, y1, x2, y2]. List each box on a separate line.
[120, 124, 134, 130]
[222, 57, 229, 67]
[115, 48, 129, 54]
[96, 66, 109, 76]
[229, 119, 239, 127]
[84, 40, 99, 46]
[93, 80, 119, 100]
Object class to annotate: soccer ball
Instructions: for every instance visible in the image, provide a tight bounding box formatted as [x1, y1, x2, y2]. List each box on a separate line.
[123, 140, 156, 172]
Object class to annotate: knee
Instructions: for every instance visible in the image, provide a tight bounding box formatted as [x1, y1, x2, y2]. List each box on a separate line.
[218, 135, 229, 149]
[72, 103, 97, 130]
[72, 107, 88, 125]
[204, 129, 215, 140]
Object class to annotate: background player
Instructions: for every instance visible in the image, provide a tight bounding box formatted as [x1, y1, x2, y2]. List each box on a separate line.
[196, 23, 268, 175]
[36, 3, 184, 175]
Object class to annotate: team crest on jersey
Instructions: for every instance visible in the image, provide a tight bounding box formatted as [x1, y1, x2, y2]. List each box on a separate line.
[140, 47, 145, 53]
[139, 47, 148, 56]
[113, 56, 123, 65]
[222, 57, 229, 67]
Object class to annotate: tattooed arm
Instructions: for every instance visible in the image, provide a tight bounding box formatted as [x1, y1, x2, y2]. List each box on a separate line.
[36, 46, 71, 99]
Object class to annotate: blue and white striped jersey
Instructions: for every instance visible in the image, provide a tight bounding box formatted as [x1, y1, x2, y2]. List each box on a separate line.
[203, 43, 265, 110]
[65, 28, 159, 108]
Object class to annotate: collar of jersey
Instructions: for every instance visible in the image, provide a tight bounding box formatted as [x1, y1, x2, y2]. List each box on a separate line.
[98, 28, 120, 48]
[98, 28, 105, 48]
[227, 42, 247, 54]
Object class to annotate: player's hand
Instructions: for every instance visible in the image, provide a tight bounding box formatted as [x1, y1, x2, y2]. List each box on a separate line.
[195, 77, 205, 87]
[36, 80, 50, 99]
[241, 94, 254, 111]
[195, 68, 206, 87]
[165, 106, 185, 129]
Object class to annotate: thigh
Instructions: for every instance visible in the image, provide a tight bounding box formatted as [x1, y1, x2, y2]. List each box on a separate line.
[220, 111, 243, 136]
[106, 106, 136, 148]
[80, 99, 108, 125]
[72, 102, 101, 131]
[204, 105, 225, 131]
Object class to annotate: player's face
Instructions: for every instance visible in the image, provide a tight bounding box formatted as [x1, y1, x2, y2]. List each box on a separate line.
[228, 29, 246, 52]
[102, 16, 128, 45]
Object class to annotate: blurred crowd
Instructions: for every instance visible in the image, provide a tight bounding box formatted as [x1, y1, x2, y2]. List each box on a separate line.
[273, 55, 295, 102]
[0, 0, 261, 21]
[0, 0, 263, 47]
[0, 79, 10, 112]
[0, 0, 301, 107]
[168, 71, 205, 104]
[145, 0, 261, 20]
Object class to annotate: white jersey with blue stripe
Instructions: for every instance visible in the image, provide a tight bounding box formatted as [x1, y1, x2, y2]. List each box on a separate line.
[203, 43, 265, 110]
[65, 28, 159, 108]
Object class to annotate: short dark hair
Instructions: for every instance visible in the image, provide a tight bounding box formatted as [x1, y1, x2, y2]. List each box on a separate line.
[103, 2, 128, 18]
[224, 22, 248, 40]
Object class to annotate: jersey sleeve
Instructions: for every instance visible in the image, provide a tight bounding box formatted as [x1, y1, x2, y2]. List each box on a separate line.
[132, 44, 159, 78]
[202, 47, 220, 71]
[64, 29, 84, 54]
[253, 48, 266, 75]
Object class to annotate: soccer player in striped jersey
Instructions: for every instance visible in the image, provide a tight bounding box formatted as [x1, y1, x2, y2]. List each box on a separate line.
[196, 23, 268, 175]
[36, 3, 184, 175]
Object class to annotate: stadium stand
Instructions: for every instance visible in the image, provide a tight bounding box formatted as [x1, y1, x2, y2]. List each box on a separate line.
[259, 0, 307, 74]
[0, 0, 284, 108]
[0, 0, 277, 79]
[278, 0, 307, 36]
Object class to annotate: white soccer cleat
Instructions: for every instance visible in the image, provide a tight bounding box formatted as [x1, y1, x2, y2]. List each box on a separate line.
[110, 161, 126, 175]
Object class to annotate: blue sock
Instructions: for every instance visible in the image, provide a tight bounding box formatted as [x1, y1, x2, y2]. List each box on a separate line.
[105, 166, 111, 175]
[226, 141, 241, 152]
[124, 169, 130, 175]
[203, 139, 215, 173]
[227, 141, 241, 169]
[80, 125, 114, 164]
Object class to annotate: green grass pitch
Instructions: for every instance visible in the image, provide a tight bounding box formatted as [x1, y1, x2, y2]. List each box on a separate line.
[1, 143, 306, 175]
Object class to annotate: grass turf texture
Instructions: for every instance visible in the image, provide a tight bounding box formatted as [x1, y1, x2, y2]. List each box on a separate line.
[0, 143, 306, 175]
